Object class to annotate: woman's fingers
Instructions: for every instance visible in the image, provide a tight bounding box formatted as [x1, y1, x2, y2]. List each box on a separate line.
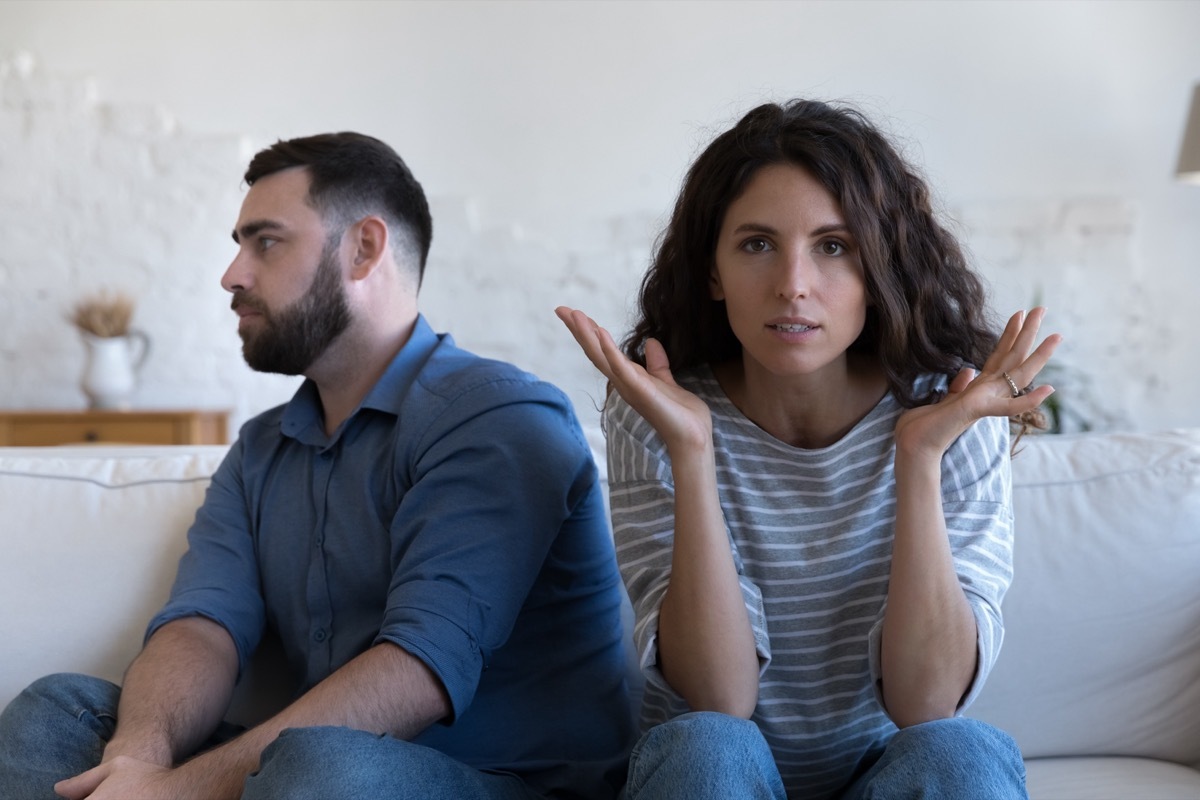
[980, 307, 1063, 392]
[1007, 306, 1048, 368]
[982, 310, 1025, 375]
[947, 367, 976, 395]
[1007, 332, 1063, 392]
[555, 306, 660, 401]
[555, 306, 619, 381]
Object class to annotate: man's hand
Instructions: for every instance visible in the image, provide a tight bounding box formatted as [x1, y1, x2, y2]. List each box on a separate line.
[55, 756, 177, 800]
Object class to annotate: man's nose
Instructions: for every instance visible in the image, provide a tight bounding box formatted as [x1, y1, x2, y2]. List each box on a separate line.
[221, 252, 251, 294]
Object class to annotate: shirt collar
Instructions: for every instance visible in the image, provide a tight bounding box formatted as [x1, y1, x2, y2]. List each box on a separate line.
[279, 314, 445, 446]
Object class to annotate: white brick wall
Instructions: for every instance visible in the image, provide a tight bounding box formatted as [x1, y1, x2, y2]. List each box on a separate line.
[0, 54, 1189, 436]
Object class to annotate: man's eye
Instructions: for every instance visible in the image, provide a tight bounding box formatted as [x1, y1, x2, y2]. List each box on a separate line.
[259, 238, 278, 252]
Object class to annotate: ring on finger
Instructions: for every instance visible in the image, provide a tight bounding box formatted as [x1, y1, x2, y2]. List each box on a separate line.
[1001, 371, 1022, 398]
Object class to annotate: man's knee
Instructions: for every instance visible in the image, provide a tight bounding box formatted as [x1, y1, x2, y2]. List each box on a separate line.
[245, 726, 451, 800]
[0, 673, 121, 794]
[246, 726, 363, 798]
[1, 673, 120, 737]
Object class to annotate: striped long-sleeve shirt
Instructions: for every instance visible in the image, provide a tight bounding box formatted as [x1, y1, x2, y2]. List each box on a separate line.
[604, 366, 1014, 799]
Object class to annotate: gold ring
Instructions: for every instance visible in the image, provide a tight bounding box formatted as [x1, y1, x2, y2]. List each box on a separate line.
[1001, 371, 1021, 398]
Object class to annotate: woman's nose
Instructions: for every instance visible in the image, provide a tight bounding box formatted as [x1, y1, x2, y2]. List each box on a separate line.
[775, 250, 813, 299]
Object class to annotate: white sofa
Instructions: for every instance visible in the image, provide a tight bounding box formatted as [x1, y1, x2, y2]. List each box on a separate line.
[2, 429, 1199, 798]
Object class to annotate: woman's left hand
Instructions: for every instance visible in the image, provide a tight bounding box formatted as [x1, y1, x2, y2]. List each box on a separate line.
[893, 307, 1062, 459]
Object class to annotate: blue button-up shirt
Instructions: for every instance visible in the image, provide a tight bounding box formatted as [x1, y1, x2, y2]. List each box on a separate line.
[149, 315, 631, 796]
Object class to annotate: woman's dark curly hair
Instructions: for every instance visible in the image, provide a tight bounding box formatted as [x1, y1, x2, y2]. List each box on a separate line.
[623, 99, 998, 409]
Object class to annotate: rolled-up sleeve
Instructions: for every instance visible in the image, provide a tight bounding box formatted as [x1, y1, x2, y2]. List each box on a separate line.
[940, 415, 1014, 710]
[376, 377, 594, 719]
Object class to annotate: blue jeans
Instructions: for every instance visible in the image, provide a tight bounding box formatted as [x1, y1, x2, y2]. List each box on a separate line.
[0, 673, 242, 800]
[622, 711, 1028, 800]
[0, 673, 543, 800]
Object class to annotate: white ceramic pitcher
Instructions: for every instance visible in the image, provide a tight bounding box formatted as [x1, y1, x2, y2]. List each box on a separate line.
[80, 330, 151, 409]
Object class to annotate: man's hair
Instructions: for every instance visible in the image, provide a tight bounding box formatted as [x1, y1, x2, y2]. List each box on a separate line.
[623, 99, 998, 408]
[244, 132, 433, 284]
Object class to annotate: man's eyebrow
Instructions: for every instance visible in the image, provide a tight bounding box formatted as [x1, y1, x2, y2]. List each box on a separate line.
[232, 219, 284, 244]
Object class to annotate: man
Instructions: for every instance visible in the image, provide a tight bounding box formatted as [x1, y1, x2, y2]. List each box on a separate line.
[0, 133, 631, 799]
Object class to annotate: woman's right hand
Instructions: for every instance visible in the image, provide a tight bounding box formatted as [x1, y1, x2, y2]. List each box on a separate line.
[555, 306, 713, 453]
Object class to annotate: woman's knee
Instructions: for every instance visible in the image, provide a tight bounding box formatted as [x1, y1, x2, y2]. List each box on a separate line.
[637, 711, 766, 763]
[627, 713, 783, 800]
[892, 717, 1022, 763]
[873, 717, 1026, 798]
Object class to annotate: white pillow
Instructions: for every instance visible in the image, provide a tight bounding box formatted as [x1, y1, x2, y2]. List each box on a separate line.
[967, 429, 1200, 769]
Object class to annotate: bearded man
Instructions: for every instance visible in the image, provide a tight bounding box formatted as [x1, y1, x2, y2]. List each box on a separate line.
[0, 133, 631, 800]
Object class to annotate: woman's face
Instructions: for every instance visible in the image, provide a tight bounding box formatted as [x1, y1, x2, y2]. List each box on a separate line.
[710, 162, 868, 383]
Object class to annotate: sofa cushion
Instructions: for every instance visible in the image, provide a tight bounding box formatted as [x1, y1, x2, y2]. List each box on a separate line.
[0, 446, 227, 711]
[967, 429, 1200, 770]
[1025, 757, 1200, 800]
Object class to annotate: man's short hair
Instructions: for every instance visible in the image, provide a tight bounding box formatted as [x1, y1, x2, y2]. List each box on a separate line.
[245, 132, 433, 283]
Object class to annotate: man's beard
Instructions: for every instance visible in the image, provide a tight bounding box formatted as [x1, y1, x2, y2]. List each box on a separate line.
[233, 240, 352, 375]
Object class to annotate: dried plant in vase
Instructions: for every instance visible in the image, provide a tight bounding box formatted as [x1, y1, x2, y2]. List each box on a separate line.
[69, 290, 136, 338]
[67, 290, 151, 409]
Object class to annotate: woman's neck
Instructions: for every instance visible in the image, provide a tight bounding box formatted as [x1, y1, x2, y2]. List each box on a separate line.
[711, 352, 889, 449]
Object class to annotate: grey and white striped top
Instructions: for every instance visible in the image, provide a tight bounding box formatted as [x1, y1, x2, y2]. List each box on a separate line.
[604, 366, 1013, 799]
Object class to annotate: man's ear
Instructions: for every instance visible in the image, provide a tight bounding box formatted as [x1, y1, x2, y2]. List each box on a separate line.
[348, 216, 389, 280]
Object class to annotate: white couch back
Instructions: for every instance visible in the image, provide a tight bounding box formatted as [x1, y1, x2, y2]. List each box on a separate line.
[3, 430, 1199, 765]
[0, 446, 228, 711]
[967, 429, 1200, 768]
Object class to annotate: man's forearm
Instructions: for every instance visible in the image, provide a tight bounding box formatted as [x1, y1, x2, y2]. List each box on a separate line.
[105, 616, 239, 766]
[171, 640, 452, 800]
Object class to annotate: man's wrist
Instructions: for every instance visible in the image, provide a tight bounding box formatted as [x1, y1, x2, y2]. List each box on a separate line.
[103, 732, 174, 769]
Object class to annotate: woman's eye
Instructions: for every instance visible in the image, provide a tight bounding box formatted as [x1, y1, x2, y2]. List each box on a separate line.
[819, 240, 845, 256]
[742, 238, 770, 253]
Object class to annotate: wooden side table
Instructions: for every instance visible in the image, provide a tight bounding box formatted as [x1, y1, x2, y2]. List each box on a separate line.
[0, 410, 230, 446]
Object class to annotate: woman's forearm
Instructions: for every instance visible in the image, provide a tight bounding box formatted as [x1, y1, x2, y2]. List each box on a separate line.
[656, 439, 760, 718]
[881, 448, 978, 728]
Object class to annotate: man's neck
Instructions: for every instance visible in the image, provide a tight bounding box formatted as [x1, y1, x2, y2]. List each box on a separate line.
[308, 312, 419, 437]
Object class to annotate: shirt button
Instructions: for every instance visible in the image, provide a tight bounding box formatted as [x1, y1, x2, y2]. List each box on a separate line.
[313, 629, 327, 643]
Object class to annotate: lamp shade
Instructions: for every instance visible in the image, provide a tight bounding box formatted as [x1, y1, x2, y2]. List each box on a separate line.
[1177, 83, 1200, 185]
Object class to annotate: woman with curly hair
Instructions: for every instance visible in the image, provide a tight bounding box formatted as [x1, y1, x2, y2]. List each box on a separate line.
[557, 99, 1058, 800]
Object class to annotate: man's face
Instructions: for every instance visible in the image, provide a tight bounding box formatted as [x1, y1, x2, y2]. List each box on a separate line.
[223, 168, 351, 375]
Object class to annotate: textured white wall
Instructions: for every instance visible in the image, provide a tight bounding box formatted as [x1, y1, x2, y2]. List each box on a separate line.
[0, 0, 1197, 435]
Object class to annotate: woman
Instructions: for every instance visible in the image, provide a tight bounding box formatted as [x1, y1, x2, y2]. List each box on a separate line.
[557, 99, 1059, 800]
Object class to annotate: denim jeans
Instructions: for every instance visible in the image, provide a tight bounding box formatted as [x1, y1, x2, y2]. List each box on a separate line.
[0, 673, 543, 800]
[621, 711, 1028, 800]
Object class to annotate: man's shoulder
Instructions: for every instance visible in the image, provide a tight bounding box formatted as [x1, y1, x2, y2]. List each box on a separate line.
[412, 337, 569, 412]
